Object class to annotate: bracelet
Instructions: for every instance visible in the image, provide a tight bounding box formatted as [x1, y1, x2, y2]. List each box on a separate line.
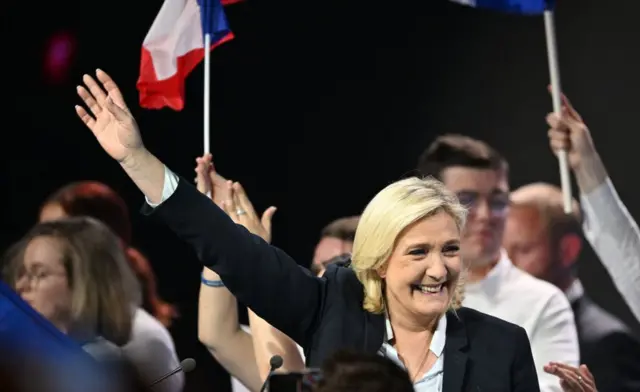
[201, 273, 225, 287]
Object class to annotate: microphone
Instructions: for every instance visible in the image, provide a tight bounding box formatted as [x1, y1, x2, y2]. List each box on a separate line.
[258, 355, 284, 392]
[147, 358, 196, 388]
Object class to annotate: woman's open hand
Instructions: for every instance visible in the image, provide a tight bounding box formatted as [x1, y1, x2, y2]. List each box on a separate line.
[75, 69, 145, 166]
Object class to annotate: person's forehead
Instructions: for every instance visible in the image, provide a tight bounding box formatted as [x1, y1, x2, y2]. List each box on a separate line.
[507, 205, 547, 233]
[24, 236, 64, 266]
[40, 203, 68, 222]
[314, 237, 350, 259]
[317, 236, 347, 248]
[441, 166, 509, 192]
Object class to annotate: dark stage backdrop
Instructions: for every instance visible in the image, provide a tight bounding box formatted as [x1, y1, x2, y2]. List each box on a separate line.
[3, 0, 640, 390]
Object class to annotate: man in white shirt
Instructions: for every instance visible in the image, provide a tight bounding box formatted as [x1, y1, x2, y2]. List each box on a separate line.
[417, 134, 579, 392]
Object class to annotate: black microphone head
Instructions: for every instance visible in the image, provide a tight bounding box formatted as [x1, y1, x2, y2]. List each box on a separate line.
[180, 358, 197, 373]
[269, 355, 283, 370]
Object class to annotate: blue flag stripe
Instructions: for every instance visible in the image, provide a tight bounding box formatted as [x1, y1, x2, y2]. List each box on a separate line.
[452, 0, 554, 14]
[197, 0, 232, 42]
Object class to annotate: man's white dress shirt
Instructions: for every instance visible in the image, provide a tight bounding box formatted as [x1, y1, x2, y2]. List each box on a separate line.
[463, 252, 579, 392]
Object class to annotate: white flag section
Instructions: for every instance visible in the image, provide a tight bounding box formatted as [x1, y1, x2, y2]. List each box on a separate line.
[137, 0, 232, 112]
[142, 0, 206, 81]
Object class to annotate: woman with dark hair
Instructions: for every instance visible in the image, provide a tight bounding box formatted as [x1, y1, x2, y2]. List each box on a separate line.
[38, 182, 183, 392]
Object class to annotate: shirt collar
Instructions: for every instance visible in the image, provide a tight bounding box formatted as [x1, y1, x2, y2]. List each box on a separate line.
[385, 313, 448, 357]
[565, 279, 584, 303]
[465, 249, 512, 293]
[487, 250, 512, 280]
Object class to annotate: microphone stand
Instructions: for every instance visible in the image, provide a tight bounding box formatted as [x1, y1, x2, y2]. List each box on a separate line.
[258, 355, 284, 392]
[147, 358, 196, 388]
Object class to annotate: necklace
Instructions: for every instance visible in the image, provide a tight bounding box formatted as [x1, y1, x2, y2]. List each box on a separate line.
[396, 337, 431, 383]
[409, 343, 431, 383]
[384, 297, 433, 382]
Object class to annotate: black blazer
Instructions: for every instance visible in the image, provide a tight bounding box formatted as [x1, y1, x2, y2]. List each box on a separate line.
[143, 179, 540, 392]
[572, 295, 640, 392]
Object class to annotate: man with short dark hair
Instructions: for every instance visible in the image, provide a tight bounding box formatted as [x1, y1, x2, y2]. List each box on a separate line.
[417, 134, 579, 392]
[506, 183, 640, 392]
[311, 216, 359, 276]
[417, 135, 510, 281]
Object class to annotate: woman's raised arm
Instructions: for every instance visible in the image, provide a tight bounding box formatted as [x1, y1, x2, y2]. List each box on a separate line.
[75, 71, 324, 346]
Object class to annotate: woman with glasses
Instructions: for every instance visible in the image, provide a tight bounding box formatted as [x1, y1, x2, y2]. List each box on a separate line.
[3, 217, 138, 358]
[37, 181, 183, 392]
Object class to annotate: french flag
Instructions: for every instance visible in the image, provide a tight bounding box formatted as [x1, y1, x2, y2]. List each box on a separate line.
[450, 0, 553, 14]
[137, 0, 234, 111]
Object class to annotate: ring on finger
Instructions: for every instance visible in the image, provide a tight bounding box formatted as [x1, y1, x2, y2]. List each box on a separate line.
[236, 209, 247, 216]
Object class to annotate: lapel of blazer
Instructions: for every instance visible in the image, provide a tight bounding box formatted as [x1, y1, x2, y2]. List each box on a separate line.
[443, 311, 469, 392]
[364, 311, 385, 354]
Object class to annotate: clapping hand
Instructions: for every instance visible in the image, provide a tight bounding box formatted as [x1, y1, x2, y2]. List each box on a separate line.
[544, 362, 597, 392]
[194, 155, 276, 243]
[223, 182, 277, 244]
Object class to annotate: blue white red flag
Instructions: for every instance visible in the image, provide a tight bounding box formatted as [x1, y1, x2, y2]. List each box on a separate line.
[137, 0, 234, 110]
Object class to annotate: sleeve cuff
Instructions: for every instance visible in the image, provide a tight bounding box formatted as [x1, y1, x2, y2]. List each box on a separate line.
[145, 166, 180, 208]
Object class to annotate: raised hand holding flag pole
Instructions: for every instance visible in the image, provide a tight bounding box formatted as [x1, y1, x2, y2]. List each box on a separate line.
[450, 0, 572, 213]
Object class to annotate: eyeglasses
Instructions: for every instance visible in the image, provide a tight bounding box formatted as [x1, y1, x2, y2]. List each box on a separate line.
[17, 268, 66, 286]
[456, 191, 510, 215]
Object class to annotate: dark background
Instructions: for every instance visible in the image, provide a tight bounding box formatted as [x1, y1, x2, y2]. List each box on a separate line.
[3, 0, 640, 390]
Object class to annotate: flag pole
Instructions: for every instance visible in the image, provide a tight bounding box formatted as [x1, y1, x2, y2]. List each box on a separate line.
[543, 10, 573, 214]
[204, 32, 212, 155]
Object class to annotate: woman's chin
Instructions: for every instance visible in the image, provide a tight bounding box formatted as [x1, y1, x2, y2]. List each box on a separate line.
[411, 291, 450, 317]
[415, 304, 448, 319]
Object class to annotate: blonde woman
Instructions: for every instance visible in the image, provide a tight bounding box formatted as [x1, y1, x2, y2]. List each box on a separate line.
[75, 70, 539, 391]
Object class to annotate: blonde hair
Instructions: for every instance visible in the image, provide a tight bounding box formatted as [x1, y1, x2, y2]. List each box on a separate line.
[351, 177, 468, 314]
